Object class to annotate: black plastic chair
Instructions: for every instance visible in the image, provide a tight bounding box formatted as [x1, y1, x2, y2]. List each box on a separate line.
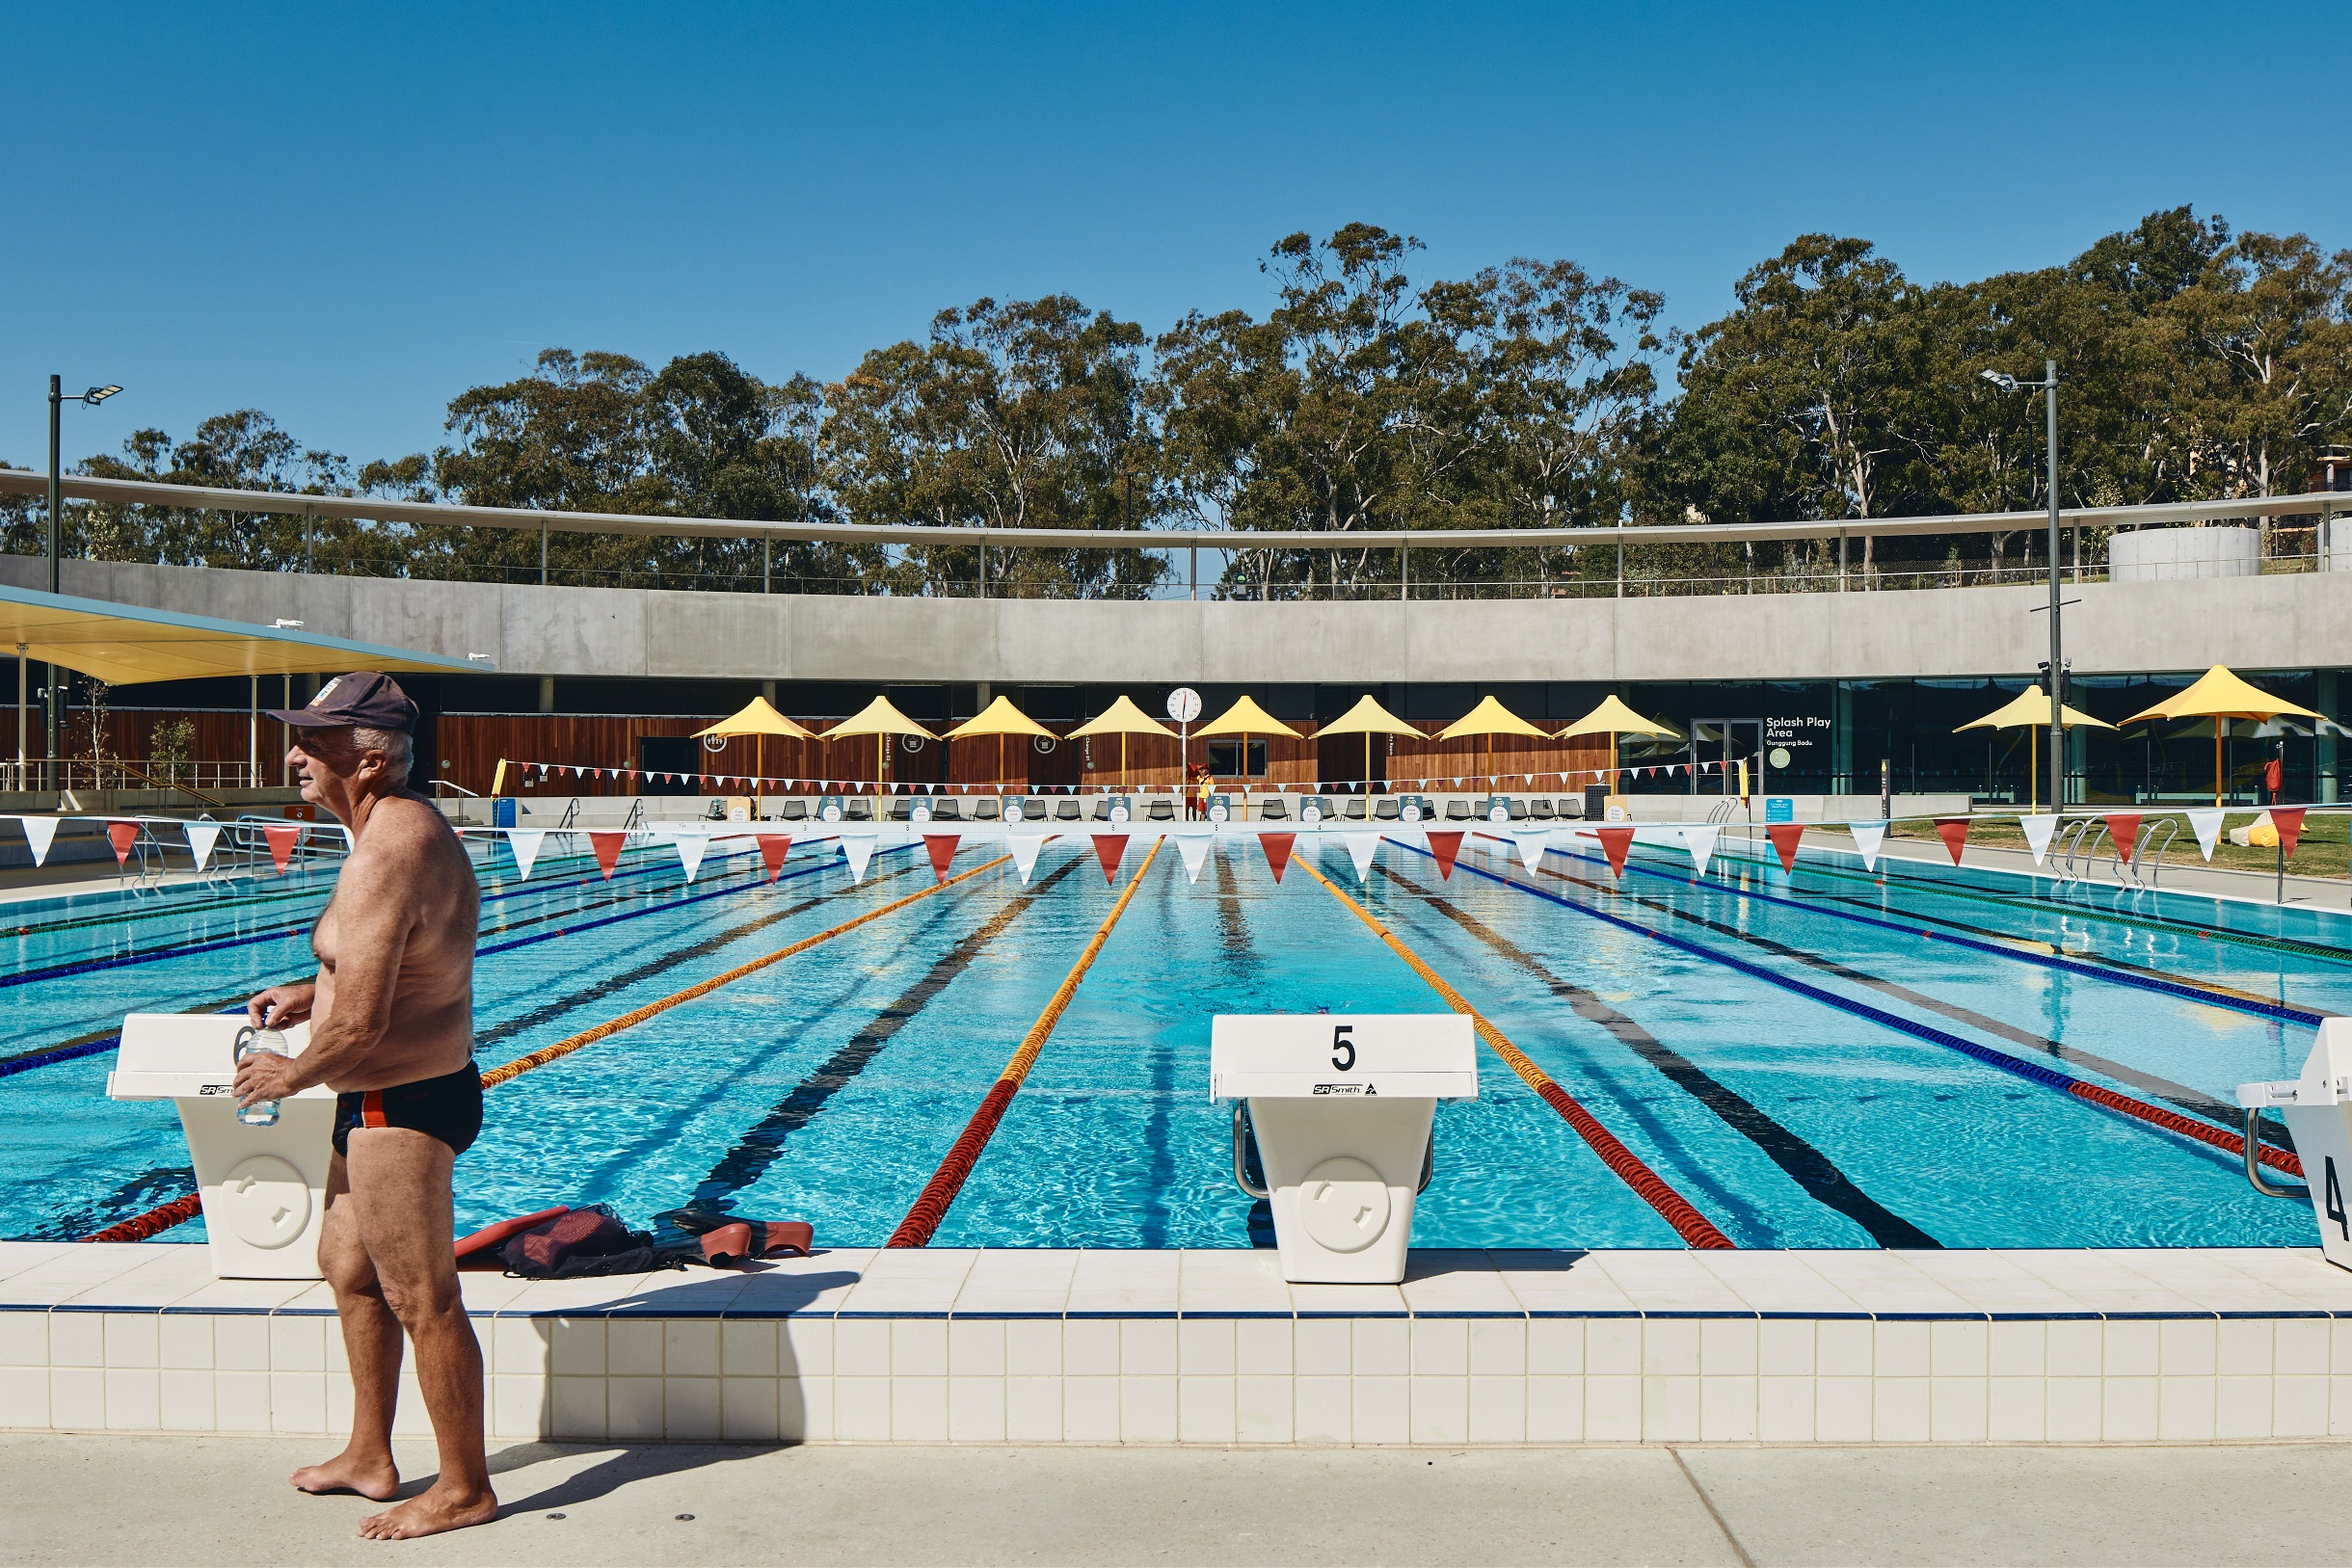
[932, 799, 962, 822]
[1055, 800, 1082, 821]
[889, 798, 915, 822]
[1374, 799, 1402, 821]
[1260, 798, 1289, 821]
[1506, 799, 1530, 821]
[779, 799, 809, 821]
[1343, 798, 1369, 820]
[1531, 798, 1557, 821]
[1444, 799, 1473, 822]
[844, 799, 873, 822]
[973, 799, 1001, 821]
[1146, 799, 1174, 821]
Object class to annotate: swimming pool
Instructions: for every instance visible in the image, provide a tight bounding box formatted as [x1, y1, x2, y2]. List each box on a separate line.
[3, 824, 2340, 1252]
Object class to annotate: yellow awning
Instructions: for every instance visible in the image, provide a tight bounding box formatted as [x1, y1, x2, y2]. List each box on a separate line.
[1955, 685, 2114, 732]
[0, 583, 492, 684]
[1319, 695, 1422, 738]
[693, 695, 814, 740]
[1556, 695, 1681, 742]
[946, 695, 1056, 741]
[827, 695, 938, 741]
[2122, 665, 2323, 726]
[1196, 695, 1302, 739]
[1067, 694, 1178, 740]
[1437, 695, 1548, 742]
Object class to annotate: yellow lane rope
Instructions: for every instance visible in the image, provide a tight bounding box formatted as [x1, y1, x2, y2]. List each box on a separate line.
[889, 837, 1165, 1246]
[479, 852, 1014, 1089]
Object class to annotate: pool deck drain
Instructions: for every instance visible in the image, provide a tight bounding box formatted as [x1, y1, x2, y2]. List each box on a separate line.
[12, 1241, 2352, 1446]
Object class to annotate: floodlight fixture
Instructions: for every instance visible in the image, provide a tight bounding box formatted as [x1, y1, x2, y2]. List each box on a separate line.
[1980, 369, 2018, 392]
[81, 385, 122, 405]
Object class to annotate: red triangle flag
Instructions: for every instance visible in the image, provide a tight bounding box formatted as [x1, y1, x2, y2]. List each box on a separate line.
[106, 821, 137, 865]
[1934, 816, 1970, 864]
[1765, 822, 1804, 875]
[262, 822, 301, 873]
[1596, 826, 1635, 878]
[2274, 807, 2308, 858]
[923, 833, 959, 883]
[589, 831, 626, 879]
[1260, 832, 1296, 883]
[758, 834, 791, 882]
[2103, 812, 2143, 864]
[1092, 834, 1128, 884]
[1426, 831, 1463, 880]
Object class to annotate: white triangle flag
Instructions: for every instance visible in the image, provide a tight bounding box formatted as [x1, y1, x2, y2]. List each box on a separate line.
[2018, 813, 2059, 866]
[2186, 807, 2226, 862]
[840, 832, 876, 883]
[507, 829, 546, 880]
[18, 815, 57, 867]
[1343, 832, 1380, 883]
[184, 819, 221, 871]
[1848, 820, 1887, 872]
[1682, 823, 1720, 877]
[1175, 830, 1214, 884]
[1008, 832, 1047, 885]
[671, 828, 710, 882]
[1510, 831, 1551, 874]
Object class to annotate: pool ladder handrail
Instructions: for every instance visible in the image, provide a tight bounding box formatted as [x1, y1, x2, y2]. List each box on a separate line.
[2242, 1107, 2309, 1201]
[1230, 1101, 1433, 1201]
[2052, 817, 2105, 884]
[2123, 817, 2180, 891]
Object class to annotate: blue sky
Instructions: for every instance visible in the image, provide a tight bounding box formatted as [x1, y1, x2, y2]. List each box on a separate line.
[6, 2, 2342, 472]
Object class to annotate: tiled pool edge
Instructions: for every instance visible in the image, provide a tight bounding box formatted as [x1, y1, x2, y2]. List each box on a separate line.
[12, 1242, 2352, 1446]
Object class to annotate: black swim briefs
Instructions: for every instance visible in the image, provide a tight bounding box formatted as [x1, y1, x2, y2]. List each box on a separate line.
[333, 1059, 483, 1158]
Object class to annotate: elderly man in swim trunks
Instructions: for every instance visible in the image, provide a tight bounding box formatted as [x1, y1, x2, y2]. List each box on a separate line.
[233, 672, 494, 1540]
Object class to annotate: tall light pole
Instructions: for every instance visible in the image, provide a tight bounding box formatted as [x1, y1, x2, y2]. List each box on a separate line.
[1983, 360, 2063, 814]
[45, 376, 123, 789]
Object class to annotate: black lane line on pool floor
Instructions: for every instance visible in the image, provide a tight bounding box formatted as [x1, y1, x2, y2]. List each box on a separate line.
[1533, 849, 2291, 1151]
[473, 864, 922, 1051]
[683, 855, 1088, 1215]
[1377, 864, 1940, 1249]
[1211, 843, 1277, 1247]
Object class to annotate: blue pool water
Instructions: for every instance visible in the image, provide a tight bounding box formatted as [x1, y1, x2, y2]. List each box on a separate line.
[3, 827, 2342, 1252]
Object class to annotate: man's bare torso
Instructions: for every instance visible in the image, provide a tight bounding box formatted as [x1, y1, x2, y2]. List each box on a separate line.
[311, 793, 479, 1091]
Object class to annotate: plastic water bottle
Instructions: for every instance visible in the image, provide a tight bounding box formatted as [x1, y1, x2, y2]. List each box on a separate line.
[233, 1025, 288, 1128]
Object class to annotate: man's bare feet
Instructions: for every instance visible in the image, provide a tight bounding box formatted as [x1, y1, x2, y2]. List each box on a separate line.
[289, 1450, 400, 1502]
[358, 1482, 498, 1540]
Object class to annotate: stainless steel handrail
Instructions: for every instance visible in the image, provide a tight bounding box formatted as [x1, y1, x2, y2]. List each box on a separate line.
[2243, 1108, 2309, 1200]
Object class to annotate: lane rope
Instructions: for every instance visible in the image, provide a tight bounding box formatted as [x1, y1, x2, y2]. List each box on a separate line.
[1430, 839, 2305, 1181]
[1296, 853, 1735, 1249]
[888, 839, 1164, 1248]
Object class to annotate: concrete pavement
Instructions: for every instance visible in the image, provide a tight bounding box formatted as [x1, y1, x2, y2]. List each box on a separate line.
[4, 1433, 2347, 1566]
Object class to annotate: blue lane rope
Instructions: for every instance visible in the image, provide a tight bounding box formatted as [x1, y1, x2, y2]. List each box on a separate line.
[1569, 837, 2328, 1028]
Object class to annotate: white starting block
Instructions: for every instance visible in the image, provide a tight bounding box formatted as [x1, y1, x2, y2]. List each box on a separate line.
[1213, 1014, 1478, 1284]
[106, 1013, 334, 1280]
[2239, 1019, 2352, 1271]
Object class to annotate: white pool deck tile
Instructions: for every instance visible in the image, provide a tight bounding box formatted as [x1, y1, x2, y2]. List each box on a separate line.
[20, 1244, 2352, 1446]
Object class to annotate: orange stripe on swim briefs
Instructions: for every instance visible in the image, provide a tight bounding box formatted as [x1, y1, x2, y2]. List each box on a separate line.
[362, 1090, 386, 1129]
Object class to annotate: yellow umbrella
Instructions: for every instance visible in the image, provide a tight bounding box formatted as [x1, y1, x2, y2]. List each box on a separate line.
[693, 695, 815, 797]
[1197, 695, 1302, 794]
[1438, 695, 1549, 792]
[1319, 694, 1422, 793]
[2121, 666, 2322, 808]
[1068, 695, 1178, 789]
[828, 695, 938, 793]
[1557, 695, 1681, 796]
[945, 695, 1055, 791]
[1954, 685, 2113, 813]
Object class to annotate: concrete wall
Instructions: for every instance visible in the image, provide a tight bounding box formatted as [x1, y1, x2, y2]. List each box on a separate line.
[12, 555, 2349, 685]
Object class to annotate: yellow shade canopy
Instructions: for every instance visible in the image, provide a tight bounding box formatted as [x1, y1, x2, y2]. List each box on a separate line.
[827, 695, 938, 741]
[693, 696, 814, 740]
[2121, 666, 2323, 725]
[1067, 695, 1178, 740]
[0, 582, 491, 684]
[945, 695, 1055, 741]
[1954, 686, 2114, 733]
[2121, 666, 2316, 810]
[1556, 695, 1681, 742]
[1319, 695, 1422, 738]
[1196, 694, 1303, 740]
[1437, 695, 1549, 742]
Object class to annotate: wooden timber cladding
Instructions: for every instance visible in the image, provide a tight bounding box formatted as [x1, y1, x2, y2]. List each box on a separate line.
[437, 714, 1616, 797]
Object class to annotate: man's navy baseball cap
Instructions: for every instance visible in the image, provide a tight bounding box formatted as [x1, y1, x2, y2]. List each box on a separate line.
[265, 672, 419, 733]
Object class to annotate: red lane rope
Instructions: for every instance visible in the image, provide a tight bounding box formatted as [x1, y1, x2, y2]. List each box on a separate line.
[889, 839, 1165, 1248]
[81, 1193, 203, 1244]
[1296, 855, 1734, 1249]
